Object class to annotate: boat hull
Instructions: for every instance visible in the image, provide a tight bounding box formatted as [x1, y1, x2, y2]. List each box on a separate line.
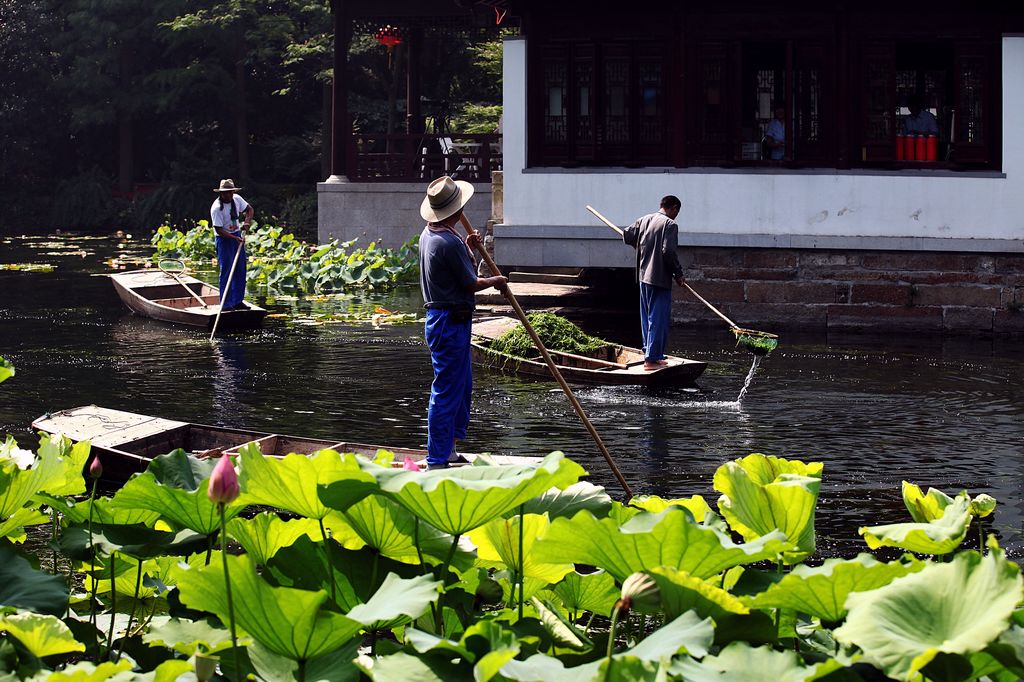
[109, 270, 266, 330]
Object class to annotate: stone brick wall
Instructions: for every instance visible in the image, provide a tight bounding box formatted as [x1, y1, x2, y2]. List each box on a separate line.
[673, 248, 1024, 334]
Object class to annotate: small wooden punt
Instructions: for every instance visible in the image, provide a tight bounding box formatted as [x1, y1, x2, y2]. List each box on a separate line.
[471, 316, 707, 386]
[33, 405, 538, 481]
[109, 270, 266, 330]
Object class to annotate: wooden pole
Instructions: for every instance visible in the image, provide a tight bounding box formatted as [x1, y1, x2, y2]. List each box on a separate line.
[459, 214, 633, 497]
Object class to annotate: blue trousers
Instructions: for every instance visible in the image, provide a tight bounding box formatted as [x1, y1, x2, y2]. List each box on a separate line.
[424, 308, 472, 466]
[639, 282, 672, 362]
[215, 235, 247, 309]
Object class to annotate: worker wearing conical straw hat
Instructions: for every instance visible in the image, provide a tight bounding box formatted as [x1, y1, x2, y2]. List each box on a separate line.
[210, 179, 254, 310]
[418, 176, 507, 470]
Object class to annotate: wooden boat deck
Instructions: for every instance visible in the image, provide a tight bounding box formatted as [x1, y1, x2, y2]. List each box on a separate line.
[109, 270, 266, 330]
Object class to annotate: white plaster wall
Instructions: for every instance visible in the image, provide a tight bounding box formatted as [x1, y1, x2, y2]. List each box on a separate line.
[501, 36, 1024, 245]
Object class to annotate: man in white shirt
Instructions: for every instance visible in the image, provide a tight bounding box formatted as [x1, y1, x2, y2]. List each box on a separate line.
[764, 107, 785, 161]
[210, 179, 254, 310]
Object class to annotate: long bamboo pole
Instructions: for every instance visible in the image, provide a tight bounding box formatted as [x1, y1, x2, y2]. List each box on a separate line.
[459, 215, 633, 497]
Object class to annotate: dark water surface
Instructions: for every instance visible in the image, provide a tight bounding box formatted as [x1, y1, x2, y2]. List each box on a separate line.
[2, 235, 1023, 558]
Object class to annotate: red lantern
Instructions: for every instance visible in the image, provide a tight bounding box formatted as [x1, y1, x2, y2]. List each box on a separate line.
[374, 25, 403, 68]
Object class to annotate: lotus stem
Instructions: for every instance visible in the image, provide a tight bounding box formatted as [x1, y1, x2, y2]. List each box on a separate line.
[206, 535, 214, 566]
[318, 518, 337, 605]
[115, 559, 143, 661]
[435, 533, 461, 633]
[87, 478, 98, 628]
[105, 552, 116, 658]
[607, 603, 623, 661]
[219, 502, 241, 681]
[50, 509, 58, 575]
[517, 504, 525, 621]
[414, 518, 426, 575]
[978, 522, 985, 554]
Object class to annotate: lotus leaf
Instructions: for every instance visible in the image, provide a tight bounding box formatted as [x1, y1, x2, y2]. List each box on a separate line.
[646, 566, 750, 621]
[0, 438, 66, 520]
[532, 508, 790, 582]
[226, 512, 321, 565]
[0, 507, 48, 542]
[248, 639, 361, 682]
[35, 435, 91, 497]
[745, 553, 924, 622]
[834, 546, 1023, 681]
[714, 453, 822, 564]
[671, 641, 842, 682]
[0, 546, 69, 616]
[357, 652, 463, 681]
[531, 597, 591, 650]
[859, 494, 971, 554]
[368, 451, 584, 535]
[629, 493, 713, 520]
[240, 445, 377, 520]
[0, 611, 85, 658]
[40, 494, 161, 528]
[337, 494, 471, 566]
[547, 570, 619, 617]
[518, 481, 612, 519]
[902, 481, 959, 522]
[143, 616, 242, 655]
[468, 513, 573, 586]
[177, 553, 362, 661]
[37, 659, 134, 680]
[345, 573, 440, 630]
[0, 357, 13, 384]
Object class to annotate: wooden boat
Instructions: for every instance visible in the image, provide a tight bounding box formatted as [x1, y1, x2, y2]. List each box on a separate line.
[109, 270, 266, 330]
[33, 405, 538, 481]
[471, 316, 707, 386]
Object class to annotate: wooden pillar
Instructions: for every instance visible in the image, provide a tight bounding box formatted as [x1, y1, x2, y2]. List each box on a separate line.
[406, 27, 424, 134]
[329, 0, 352, 181]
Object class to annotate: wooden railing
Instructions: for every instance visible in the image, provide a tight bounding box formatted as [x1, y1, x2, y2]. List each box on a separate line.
[348, 133, 501, 183]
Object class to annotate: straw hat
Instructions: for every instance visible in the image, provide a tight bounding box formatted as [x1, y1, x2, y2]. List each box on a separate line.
[214, 179, 243, 193]
[420, 176, 474, 222]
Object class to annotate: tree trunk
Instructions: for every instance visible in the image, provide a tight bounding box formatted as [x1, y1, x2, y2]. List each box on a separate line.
[385, 43, 404, 152]
[234, 44, 250, 183]
[117, 44, 134, 194]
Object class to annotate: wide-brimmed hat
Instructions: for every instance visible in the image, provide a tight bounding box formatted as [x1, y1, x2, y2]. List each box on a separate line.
[420, 176, 474, 222]
[214, 179, 243, 193]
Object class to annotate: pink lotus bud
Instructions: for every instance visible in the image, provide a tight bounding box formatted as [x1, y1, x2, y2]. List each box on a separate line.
[402, 456, 421, 472]
[88, 455, 103, 479]
[208, 454, 240, 504]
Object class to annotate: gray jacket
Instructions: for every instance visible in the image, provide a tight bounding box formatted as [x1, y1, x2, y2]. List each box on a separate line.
[622, 211, 683, 289]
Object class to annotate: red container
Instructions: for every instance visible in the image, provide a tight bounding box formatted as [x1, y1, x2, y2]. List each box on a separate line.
[926, 135, 938, 162]
[896, 135, 906, 160]
[904, 135, 917, 161]
[915, 135, 927, 161]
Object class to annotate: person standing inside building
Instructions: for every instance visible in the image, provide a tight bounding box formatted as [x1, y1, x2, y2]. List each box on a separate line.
[622, 196, 685, 371]
[764, 106, 786, 161]
[210, 179, 253, 310]
[904, 95, 940, 136]
[418, 176, 507, 470]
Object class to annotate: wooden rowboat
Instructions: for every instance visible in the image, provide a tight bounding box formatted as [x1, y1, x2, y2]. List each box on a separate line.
[33, 405, 537, 481]
[471, 316, 707, 386]
[109, 270, 266, 330]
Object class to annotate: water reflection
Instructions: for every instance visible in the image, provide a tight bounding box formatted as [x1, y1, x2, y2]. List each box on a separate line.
[212, 338, 252, 426]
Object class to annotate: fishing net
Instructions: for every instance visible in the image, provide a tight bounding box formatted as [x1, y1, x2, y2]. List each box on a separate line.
[158, 259, 187, 274]
[488, 313, 612, 359]
[732, 327, 779, 356]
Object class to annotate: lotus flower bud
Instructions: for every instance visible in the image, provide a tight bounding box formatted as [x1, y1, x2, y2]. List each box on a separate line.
[402, 456, 420, 472]
[88, 455, 103, 479]
[208, 454, 240, 504]
[618, 572, 660, 612]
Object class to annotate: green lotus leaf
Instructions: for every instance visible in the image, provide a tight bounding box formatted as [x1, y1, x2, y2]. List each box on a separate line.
[86, 554, 160, 600]
[531, 597, 591, 650]
[547, 570, 619, 616]
[242, 445, 377, 520]
[0, 438, 66, 519]
[469, 513, 573, 586]
[745, 553, 925, 622]
[358, 652, 464, 681]
[860, 494, 971, 554]
[34, 659, 134, 681]
[338, 494, 471, 566]
[39, 494, 161, 528]
[248, 639, 360, 682]
[143, 616, 243, 655]
[902, 481, 958, 522]
[0, 357, 13, 384]
[177, 552, 362, 661]
[646, 566, 750, 621]
[714, 453, 822, 564]
[0, 546, 69, 616]
[970, 494, 997, 518]
[111, 459, 247, 535]
[345, 572, 440, 630]
[370, 451, 584, 535]
[0, 611, 85, 658]
[834, 546, 1023, 681]
[630, 493, 713, 520]
[518, 482, 612, 519]
[463, 620, 521, 682]
[226, 512, 321, 565]
[35, 434, 91, 497]
[0, 506, 48, 542]
[671, 641, 842, 682]
[533, 508, 790, 582]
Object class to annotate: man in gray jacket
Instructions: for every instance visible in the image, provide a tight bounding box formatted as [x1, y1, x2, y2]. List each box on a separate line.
[622, 196, 685, 370]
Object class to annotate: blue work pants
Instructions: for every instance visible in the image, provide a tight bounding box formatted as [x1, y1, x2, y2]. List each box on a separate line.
[639, 282, 672, 362]
[215, 235, 247, 309]
[424, 308, 472, 466]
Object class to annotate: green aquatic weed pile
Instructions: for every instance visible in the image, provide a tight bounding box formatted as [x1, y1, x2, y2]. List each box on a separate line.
[734, 329, 779, 356]
[488, 312, 612, 358]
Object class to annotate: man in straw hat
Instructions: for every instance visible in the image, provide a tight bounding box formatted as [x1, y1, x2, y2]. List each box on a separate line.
[210, 179, 254, 310]
[419, 176, 507, 470]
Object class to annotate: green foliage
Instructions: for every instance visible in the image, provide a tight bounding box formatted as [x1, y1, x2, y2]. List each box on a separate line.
[487, 313, 613, 359]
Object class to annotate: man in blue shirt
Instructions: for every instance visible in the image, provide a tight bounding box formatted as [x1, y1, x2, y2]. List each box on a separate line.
[419, 176, 507, 469]
[764, 107, 786, 161]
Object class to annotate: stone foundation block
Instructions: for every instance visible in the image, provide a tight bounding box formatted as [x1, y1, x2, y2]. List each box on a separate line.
[912, 284, 1003, 308]
[861, 253, 983, 272]
[827, 305, 943, 332]
[747, 282, 845, 304]
[943, 307, 994, 332]
[743, 250, 798, 269]
[851, 283, 913, 306]
[994, 309, 1024, 333]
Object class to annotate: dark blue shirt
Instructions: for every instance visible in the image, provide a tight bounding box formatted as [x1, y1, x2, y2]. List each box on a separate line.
[419, 227, 477, 310]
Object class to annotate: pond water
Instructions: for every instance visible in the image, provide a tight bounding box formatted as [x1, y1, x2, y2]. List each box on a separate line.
[2, 234, 1023, 558]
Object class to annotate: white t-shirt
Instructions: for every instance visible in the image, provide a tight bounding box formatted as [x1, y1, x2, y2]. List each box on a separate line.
[210, 195, 250, 234]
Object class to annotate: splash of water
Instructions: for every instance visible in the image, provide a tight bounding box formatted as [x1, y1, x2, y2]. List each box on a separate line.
[736, 354, 763, 403]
